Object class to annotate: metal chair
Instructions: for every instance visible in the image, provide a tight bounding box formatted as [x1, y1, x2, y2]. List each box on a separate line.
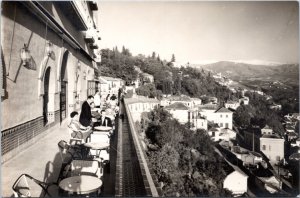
[57, 140, 102, 178]
[12, 174, 57, 197]
[67, 125, 92, 145]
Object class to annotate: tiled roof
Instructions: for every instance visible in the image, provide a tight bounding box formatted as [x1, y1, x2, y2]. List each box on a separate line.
[261, 134, 282, 139]
[101, 76, 124, 81]
[226, 100, 239, 104]
[215, 107, 233, 113]
[125, 96, 159, 104]
[262, 125, 272, 129]
[198, 104, 219, 110]
[209, 127, 219, 132]
[169, 95, 191, 101]
[100, 78, 108, 83]
[165, 102, 189, 110]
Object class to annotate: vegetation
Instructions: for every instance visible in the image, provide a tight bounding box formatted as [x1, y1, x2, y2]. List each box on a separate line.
[100, 47, 233, 103]
[142, 107, 233, 197]
[233, 92, 285, 135]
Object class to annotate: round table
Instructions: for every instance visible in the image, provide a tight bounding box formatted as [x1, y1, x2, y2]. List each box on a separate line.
[59, 175, 102, 195]
[94, 126, 112, 131]
[84, 142, 110, 150]
[84, 142, 110, 158]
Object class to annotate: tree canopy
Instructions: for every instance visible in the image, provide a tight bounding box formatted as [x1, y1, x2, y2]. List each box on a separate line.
[143, 107, 233, 197]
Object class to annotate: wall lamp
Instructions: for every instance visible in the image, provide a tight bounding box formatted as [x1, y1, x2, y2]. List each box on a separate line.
[46, 40, 53, 56]
[20, 44, 31, 66]
[83, 71, 86, 80]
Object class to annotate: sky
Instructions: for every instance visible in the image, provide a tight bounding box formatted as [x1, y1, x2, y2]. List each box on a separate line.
[98, 1, 299, 64]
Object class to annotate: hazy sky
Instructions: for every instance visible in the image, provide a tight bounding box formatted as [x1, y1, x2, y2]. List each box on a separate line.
[98, 1, 299, 64]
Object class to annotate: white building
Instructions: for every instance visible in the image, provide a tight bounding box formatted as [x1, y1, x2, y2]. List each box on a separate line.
[99, 76, 125, 98]
[261, 125, 273, 135]
[199, 105, 233, 130]
[239, 96, 249, 105]
[269, 103, 282, 111]
[191, 98, 202, 107]
[126, 96, 160, 122]
[225, 100, 240, 110]
[223, 171, 248, 196]
[169, 95, 193, 108]
[142, 73, 154, 83]
[188, 111, 208, 130]
[160, 98, 170, 107]
[260, 134, 285, 164]
[165, 102, 189, 124]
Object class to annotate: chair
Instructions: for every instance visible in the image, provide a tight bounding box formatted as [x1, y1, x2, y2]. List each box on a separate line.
[57, 141, 102, 178]
[70, 159, 103, 178]
[12, 174, 57, 197]
[89, 133, 110, 162]
[67, 125, 92, 145]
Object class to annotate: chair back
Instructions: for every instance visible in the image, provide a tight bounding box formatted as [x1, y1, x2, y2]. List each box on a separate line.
[12, 174, 46, 197]
[67, 125, 84, 145]
[57, 140, 72, 164]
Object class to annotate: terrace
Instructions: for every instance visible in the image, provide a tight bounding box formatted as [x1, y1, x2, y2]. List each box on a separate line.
[2, 100, 160, 197]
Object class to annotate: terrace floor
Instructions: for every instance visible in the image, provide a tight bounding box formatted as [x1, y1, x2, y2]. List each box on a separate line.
[1, 118, 117, 197]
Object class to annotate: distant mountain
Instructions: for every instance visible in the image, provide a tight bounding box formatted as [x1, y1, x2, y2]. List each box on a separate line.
[197, 61, 299, 83]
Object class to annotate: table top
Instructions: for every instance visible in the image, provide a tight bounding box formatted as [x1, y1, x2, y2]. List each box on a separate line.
[84, 142, 110, 150]
[59, 175, 102, 194]
[94, 126, 112, 131]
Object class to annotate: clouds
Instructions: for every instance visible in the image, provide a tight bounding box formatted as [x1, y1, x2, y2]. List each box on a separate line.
[99, 1, 298, 63]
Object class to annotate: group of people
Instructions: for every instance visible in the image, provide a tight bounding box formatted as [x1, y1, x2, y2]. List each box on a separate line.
[68, 92, 119, 141]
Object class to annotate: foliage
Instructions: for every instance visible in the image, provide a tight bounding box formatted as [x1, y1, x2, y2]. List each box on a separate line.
[171, 54, 176, 62]
[101, 47, 232, 103]
[144, 107, 233, 197]
[233, 92, 285, 135]
[136, 83, 162, 99]
[100, 47, 138, 84]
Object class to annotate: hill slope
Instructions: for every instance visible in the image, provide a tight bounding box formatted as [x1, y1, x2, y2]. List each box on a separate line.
[198, 61, 299, 84]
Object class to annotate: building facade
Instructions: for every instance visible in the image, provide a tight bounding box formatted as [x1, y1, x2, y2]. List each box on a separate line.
[260, 135, 285, 163]
[165, 102, 189, 124]
[1, 1, 101, 162]
[127, 96, 160, 123]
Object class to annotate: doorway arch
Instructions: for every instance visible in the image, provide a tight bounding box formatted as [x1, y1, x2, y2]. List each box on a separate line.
[43, 67, 51, 125]
[60, 51, 69, 122]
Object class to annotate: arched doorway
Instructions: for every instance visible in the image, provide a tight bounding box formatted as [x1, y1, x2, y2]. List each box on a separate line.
[60, 51, 69, 122]
[43, 67, 51, 125]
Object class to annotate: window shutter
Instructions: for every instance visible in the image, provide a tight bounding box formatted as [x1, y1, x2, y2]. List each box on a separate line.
[1, 62, 4, 97]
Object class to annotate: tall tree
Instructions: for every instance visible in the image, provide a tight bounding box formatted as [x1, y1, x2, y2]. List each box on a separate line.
[152, 52, 156, 59]
[171, 54, 176, 62]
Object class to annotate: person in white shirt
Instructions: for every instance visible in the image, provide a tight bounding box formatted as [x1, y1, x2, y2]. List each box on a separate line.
[94, 91, 101, 108]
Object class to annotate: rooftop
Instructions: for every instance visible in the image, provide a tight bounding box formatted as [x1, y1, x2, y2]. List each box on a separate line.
[165, 102, 189, 110]
[126, 96, 160, 104]
[215, 107, 233, 113]
[261, 134, 282, 139]
[168, 95, 191, 101]
[198, 104, 219, 110]
[101, 76, 124, 82]
[226, 100, 239, 104]
[262, 125, 272, 130]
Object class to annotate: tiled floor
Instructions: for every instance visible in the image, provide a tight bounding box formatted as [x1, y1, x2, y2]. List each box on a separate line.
[1, 119, 116, 197]
[2, 121, 70, 197]
[121, 117, 147, 196]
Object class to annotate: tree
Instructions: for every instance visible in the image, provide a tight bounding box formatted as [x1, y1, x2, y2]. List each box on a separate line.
[152, 51, 156, 59]
[234, 105, 252, 127]
[171, 54, 176, 62]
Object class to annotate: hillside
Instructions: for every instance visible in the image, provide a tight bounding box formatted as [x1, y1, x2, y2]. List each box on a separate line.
[198, 61, 299, 85]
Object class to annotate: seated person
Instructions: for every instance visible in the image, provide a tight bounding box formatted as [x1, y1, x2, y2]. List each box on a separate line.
[69, 111, 92, 142]
[90, 102, 101, 120]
